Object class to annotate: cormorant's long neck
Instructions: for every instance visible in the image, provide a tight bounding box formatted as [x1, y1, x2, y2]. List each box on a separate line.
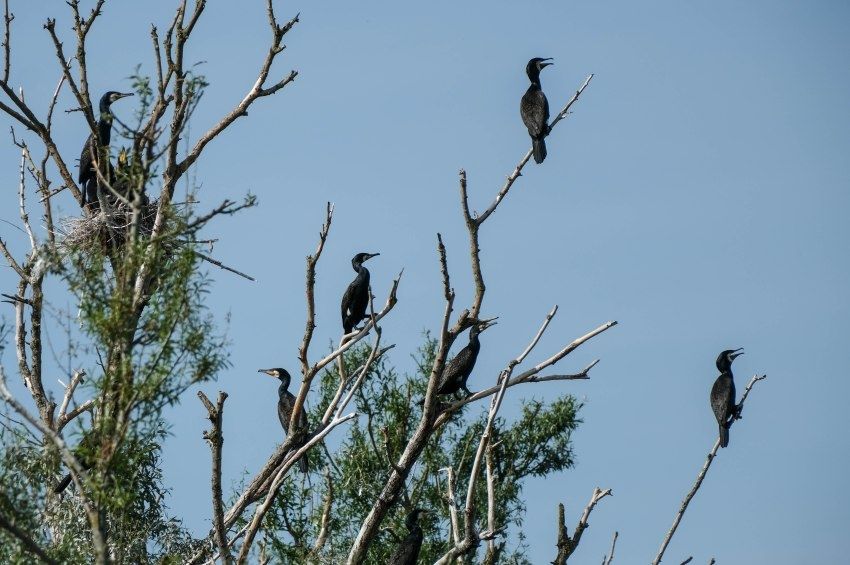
[527, 69, 542, 87]
[355, 265, 370, 282]
[469, 333, 481, 356]
[97, 109, 113, 146]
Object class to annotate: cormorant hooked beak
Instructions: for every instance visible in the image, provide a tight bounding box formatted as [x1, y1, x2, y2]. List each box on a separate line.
[539, 58, 554, 69]
[477, 317, 498, 331]
[364, 252, 380, 261]
[258, 368, 277, 377]
[730, 348, 744, 360]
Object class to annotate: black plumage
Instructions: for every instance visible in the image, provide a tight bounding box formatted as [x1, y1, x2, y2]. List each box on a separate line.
[79, 90, 133, 210]
[340, 252, 379, 334]
[259, 368, 308, 473]
[437, 322, 493, 397]
[54, 435, 95, 494]
[710, 348, 744, 448]
[388, 509, 428, 565]
[520, 57, 552, 164]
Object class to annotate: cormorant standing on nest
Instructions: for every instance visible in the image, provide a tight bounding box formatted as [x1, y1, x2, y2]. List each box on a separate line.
[388, 509, 428, 565]
[437, 321, 495, 397]
[79, 90, 133, 210]
[259, 368, 308, 472]
[341, 252, 379, 334]
[520, 57, 553, 164]
[710, 348, 744, 448]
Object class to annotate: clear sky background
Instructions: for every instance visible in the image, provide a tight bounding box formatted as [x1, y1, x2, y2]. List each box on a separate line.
[1, 1, 849, 563]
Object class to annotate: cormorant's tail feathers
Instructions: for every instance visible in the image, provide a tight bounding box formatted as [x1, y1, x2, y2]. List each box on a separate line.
[719, 425, 729, 448]
[54, 472, 73, 494]
[532, 137, 547, 164]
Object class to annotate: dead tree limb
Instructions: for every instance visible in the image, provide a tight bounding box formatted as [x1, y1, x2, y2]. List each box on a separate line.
[198, 391, 231, 565]
[652, 374, 767, 565]
[602, 531, 618, 565]
[552, 487, 613, 565]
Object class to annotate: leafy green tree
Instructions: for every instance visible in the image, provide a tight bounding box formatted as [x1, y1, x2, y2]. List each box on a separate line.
[0, 2, 617, 564]
[255, 339, 582, 564]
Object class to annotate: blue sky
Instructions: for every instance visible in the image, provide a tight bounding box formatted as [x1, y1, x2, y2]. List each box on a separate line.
[1, 1, 849, 562]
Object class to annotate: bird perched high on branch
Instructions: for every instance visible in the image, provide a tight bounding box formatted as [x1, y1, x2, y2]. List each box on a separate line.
[79, 90, 133, 210]
[258, 368, 308, 472]
[437, 320, 496, 397]
[341, 252, 379, 335]
[710, 348, 744, 448]
[520, 57, 552, 164]
[387, 508, 429, 565]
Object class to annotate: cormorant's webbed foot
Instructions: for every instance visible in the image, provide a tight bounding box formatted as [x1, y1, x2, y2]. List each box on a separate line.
[734, 403, 744, 420]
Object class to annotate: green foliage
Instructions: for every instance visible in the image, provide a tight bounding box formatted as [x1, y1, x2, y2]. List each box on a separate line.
[0, 65, 229, 562]
[257, 336, 582, 563]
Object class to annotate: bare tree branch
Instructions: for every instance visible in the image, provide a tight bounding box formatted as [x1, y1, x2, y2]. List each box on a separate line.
[198, 391, 231, 565]
[553, 487, 613, 565]
[652, 374, 768, 565]
[311, 468, 334, 557]
[235, 412, 357, 564]
[602, 531, 618, 565]
[1, 0, 12, 84]
[437, 321, 614, 424]
[56, 370, 87, 429]
[474, 73, 594, 226]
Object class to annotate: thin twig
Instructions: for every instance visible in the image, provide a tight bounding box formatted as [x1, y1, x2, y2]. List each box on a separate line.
[194, 252, 255, 281]
[602, 531, 618, 565]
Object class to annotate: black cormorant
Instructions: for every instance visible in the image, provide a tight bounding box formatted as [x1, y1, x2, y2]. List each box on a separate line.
[54, 435, 95, 494]
[79, 90, 133, 209]
[259, 368, 308, 472]
[388, 509, 428, 565]
[520, 57, 552, 164]
[437, 321, 494, 397]
[710, 348, 744, 448]
[340, 252, 379, 334]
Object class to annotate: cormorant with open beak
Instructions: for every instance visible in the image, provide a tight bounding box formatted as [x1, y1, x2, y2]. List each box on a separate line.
[258, 368, 308, 472]
[79, 90, 133, 210]
[710, 348, 744, 448]
[520, 57, 552, 164]
[341, 252, 379, 334]
[437, 320, 496, 397]
[388, 508, 429, 565]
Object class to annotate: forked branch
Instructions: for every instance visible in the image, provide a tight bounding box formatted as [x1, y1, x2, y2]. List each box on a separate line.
[652, 374, 767, 565]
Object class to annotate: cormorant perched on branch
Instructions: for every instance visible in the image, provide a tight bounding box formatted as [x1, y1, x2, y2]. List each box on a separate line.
[710, 348, 744, 448]
[437, 321, 495, 397]
[341, 252, 379, 334]
[54, 434, 95, 494]
[520, 57, 552, 164]
[79, 90, 133, 210]
[259, 368, 308, 472]
[388, 509, 428, 565]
